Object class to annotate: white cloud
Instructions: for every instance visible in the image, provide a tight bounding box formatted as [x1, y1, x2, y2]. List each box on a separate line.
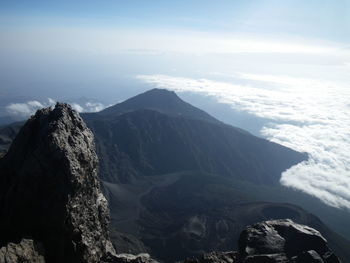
[71, 103, 84, 113]
[6, 99, 106, 117]
[6, 100, 53, 117]
[48, 98, 56, 104]
[137, 73, 350, 209]
[85, 102, 105, 112]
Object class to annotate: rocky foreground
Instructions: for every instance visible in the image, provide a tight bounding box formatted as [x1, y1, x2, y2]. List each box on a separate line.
[184, 219, 340, 263]
[0, 104, 341, 263]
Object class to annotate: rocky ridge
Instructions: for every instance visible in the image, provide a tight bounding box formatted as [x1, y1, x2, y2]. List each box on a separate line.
[0, 103, 115, 262]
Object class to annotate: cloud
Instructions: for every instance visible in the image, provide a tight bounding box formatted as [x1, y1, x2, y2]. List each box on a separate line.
[85, 102, 106, 112]
[6, 100, 51, 117]
[70, 103, 84, 113]
[137, 74, 350, 209]
[6, 99, 107, 117]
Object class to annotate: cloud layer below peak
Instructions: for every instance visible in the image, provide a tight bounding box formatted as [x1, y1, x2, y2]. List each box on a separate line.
[137, 73, 350, 209]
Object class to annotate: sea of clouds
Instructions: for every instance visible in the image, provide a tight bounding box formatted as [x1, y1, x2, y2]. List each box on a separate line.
[137, 73, 350, 210]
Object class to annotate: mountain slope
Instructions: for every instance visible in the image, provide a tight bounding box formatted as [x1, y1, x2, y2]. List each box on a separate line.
[0, 121, 23, 156]
[84, 109, 306, 184]
[103, 171, 350, 262]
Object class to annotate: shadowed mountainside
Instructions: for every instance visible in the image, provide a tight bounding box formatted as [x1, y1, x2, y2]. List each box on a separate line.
[82, 89, 307, 184]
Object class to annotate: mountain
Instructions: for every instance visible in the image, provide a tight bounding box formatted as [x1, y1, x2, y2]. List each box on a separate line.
[0, 89, 308, 185]
[0, 90, 349, 262]
[94, 88, 221, 124]
[80, 89, 349, 261]
[0, 102, 347, 263]
[82, 89, 306, 184]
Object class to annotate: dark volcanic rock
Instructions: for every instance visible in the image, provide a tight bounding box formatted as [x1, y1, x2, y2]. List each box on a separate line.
[0, 103, 115, 262]
[238, 219, 341, 263]
[0, 238, 45, 263]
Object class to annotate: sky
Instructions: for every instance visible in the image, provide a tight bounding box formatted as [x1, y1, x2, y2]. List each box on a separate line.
[1, 1, 350, 209]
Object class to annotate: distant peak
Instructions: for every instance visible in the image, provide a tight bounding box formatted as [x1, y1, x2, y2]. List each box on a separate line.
[97, 88, 220, 124]
[139, 88, 179, 98]
[147, 88, 176, 94]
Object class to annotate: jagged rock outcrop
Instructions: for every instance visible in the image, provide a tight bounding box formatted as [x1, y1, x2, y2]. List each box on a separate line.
[0, 103, 115, 263]
[0, 239, 45, 263]
[239, 219, 341, 262]
[182, 219, 341, 263]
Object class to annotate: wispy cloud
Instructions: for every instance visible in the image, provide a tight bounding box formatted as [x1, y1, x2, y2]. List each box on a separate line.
[137, 74, 350, 209]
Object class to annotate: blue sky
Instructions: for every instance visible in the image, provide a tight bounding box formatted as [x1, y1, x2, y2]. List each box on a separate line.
[1, 0, 349, 41]
[0, 1, 349, 101]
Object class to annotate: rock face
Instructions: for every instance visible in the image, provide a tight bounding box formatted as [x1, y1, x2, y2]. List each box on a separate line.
[0, 103, 115, 263]
[0, 239, 45, 263]
[183, 219, 341, 263]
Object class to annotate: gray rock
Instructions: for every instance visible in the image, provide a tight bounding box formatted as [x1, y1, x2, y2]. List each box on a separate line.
[239, 221, 286, 255]
[0, 239, 45, 263]
[0, 103, 115, 263]
[238, 219, 341, 263]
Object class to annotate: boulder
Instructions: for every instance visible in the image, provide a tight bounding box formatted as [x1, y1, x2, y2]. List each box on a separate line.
[238, 219, 341, 263]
